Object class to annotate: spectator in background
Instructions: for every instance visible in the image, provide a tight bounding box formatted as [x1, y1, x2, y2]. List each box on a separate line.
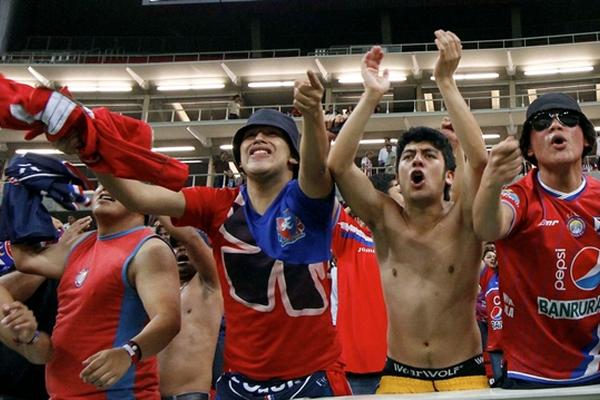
[378, 137, 395, 167]
[157, 217, 223, 400]
[473, 92, 600, 388]
[213, 151, 231, 188]
[227, 95, 242, 120]
[330, 206, 387, 395]
[325, 105, 336, 115]
[478, 244, 503, 387]
[63, 214, 76, 230]
[360, 151, 374, 176]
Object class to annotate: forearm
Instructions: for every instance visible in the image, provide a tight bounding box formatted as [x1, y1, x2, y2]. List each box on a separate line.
[12, 244, 68, 279]
[299, 112, 333, 196]
[130, 314, 180, 360]
[328, 90, 381, 174]
[437, 79, 487, 170]
[473, 179, 509, 241]
[11, 331, 53, 364]
[0, 272, 46, 302]
[97, 173, 185, 217]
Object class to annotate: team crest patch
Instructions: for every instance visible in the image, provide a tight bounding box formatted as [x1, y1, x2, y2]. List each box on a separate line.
[276, 208, 305, 247]
[567, 216, 586, 238]
[500, 189, 520, 207]
[74, 267, 90, 288]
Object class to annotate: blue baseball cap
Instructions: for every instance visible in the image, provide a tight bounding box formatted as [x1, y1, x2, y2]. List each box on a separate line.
[232, 109, 300, 165]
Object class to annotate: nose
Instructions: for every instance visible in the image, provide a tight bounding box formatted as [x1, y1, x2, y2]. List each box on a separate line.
[548, 116, 563, 130]
[412, 152, 424, 165]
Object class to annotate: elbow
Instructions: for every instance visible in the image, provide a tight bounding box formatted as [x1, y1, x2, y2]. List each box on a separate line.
[327, 158, 345, 177]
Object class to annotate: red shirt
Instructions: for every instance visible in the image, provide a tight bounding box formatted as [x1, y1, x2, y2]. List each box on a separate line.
[497, 169, 600, 384]
[47, 227, 160, 399]
[174, 186, 341, 380]
[331, 209, 387, 373]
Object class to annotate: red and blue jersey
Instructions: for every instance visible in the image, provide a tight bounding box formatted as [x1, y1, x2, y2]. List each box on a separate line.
[497, 169, 600, 384]
[480, 265, 502, 351]
[331, 209, 387, 374]
[173, 182, 341, 381]
[47, 226, 160, 399]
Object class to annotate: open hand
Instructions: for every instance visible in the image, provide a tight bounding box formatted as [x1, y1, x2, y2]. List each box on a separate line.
[80, 347, 131, 390]
[433, 30, 462, 82]
[361, 46, 390, 96]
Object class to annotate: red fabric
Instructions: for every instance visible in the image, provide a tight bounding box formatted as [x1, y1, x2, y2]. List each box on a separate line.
[47, 227, 160, 399]
[0, 75, 188, 191]
[78, 108, 188, 191]
[325, 362, 352, 396]
[173, 186, 342, 381]
[331, 209, 387, 374]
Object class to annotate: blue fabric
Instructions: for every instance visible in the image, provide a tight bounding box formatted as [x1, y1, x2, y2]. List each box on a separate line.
[0, 154, 90, 244]
[240, 180, 335, 264]
[0, 241, 15, 276]
[216, 371, 333, 400]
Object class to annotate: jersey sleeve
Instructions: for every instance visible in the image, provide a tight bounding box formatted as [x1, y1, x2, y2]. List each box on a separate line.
[172, 186, 238, 236]
[500, 182, 528, 237]
[287, 180, 336, 230]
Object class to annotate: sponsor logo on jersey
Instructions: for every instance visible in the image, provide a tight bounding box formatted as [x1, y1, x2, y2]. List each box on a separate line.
[538, 295, 600, 320]
[500, 189, 520, 207]
[74, 267, 89, 288]
[571, 247, 600, 291]
[567, 215, 586, 238]
[276, 208, 305, 247]
[538, 219, 559, 227]
[554, 248, 567, 291]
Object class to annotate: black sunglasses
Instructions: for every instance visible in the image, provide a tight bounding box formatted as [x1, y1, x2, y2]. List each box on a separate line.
[528, 110, 580, 132]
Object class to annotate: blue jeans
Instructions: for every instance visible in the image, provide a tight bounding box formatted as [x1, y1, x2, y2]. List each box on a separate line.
[346, 372, 381, 395]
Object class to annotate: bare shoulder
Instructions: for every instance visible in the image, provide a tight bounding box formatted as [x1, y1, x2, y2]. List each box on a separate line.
[131, 237, 176, 272]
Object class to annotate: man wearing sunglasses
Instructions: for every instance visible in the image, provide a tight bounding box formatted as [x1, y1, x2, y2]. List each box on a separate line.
[473, 93, 600, 388]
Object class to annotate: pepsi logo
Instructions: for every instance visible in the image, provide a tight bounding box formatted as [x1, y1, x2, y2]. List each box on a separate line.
[490, 305, 503, 320]
[571, 247, 600, 291]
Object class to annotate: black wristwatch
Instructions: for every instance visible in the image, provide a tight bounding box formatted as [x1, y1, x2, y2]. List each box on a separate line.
[121, 340, 141, 364]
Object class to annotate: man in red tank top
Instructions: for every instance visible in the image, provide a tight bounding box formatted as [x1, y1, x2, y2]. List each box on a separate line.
[11, 186, 181, 399]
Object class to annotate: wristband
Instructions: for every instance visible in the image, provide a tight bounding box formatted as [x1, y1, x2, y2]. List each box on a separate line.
[122, 340, 141, 364]
[15, 330, 40, 345]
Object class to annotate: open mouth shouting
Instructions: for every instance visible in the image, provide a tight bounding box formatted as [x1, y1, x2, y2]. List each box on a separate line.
[248, 144, 272, 158]
[410, 170, 425, 187]
[550, 133, 567, 149]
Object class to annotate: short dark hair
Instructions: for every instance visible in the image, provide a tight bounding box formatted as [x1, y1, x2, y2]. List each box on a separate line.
[396, 127, 456, 201]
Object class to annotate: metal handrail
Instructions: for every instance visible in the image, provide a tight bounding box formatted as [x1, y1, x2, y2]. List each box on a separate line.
[116, 87, 600, 124]
[0, 48, 301, 65]
[311, 31, 600, 56]
[2, 31, 599, 65]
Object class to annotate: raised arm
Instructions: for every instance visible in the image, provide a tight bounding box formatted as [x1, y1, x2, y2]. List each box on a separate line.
[294, 70, 333, 198]
[473, 136, 522, 241]
[96, 173, 186, 218]
[158, 216, 220, 291]
[80, 238, 180, 389]
[11, 216, 92, 279]
[327, 46, 390, 226]
[0, 285, 53, 364]
[433, 30, 487, 205]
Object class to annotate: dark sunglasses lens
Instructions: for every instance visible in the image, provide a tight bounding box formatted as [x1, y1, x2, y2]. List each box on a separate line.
[558, 113, 579, 127]
[531, 117, 552, 131]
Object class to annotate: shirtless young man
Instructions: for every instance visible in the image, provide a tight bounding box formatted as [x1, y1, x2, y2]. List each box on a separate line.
[327, 30, 489, 394]
[158, 217, 223, 400]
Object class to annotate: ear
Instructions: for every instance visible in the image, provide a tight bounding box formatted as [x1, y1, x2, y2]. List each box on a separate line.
[445, 169, 455, 187]
[527, 148, 534, 158]
[288, 156, 299, 166]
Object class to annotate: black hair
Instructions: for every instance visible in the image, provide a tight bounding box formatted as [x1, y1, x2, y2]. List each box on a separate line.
[396, 127, 456, 201]
[519, 110, 596, 166]
[369, 173, 397, 194]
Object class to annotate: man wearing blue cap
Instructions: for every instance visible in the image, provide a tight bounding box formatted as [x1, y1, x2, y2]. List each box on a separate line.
[474, 92, 600, 388]
[96, 71, 351, 399]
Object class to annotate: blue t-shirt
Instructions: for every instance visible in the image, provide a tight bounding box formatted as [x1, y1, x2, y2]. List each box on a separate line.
[240, 180, 336, 264]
